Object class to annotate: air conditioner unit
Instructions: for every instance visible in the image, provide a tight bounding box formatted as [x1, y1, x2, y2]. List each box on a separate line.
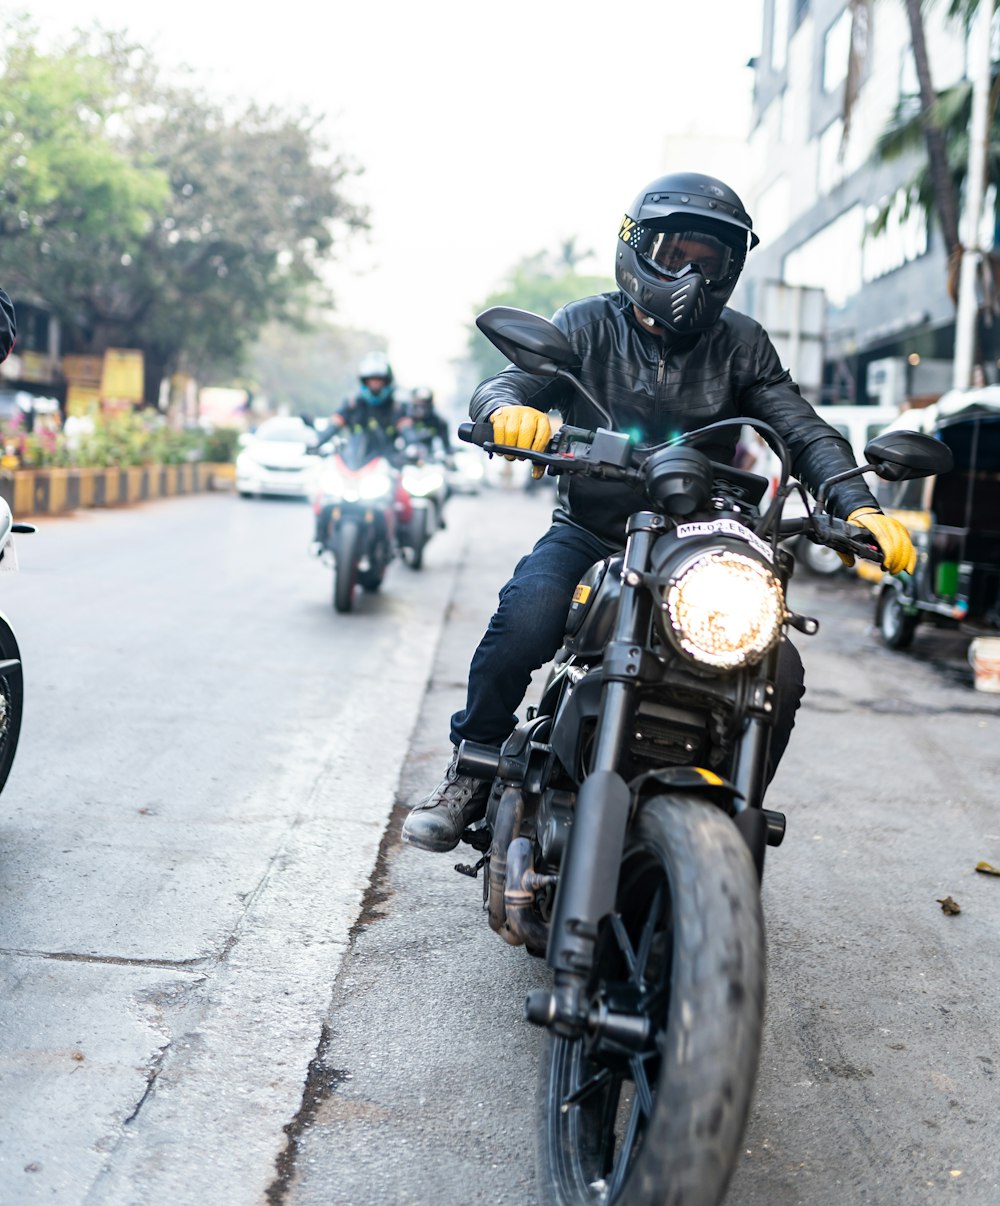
[865, 357, 908, 407]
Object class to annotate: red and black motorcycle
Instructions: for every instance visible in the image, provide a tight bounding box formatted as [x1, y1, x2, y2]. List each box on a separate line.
[310, 432, 425, 613]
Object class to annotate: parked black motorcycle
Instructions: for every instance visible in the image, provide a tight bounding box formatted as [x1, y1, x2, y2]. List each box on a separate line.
[451, 307, 951, 1206]
[0, 498, 33, 796]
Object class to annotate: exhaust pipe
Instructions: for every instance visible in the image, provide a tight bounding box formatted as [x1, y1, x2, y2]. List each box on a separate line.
[503, 837, 553, 955]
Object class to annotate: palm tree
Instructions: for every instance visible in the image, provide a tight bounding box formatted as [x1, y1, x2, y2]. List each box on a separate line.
[869, 0, 996, 296]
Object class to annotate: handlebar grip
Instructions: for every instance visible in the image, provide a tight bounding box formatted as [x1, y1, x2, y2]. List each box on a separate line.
[458, 420, 495, 447]
[812, 514, 883, 562]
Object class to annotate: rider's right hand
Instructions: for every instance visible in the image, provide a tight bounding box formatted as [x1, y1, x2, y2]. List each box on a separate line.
[489, 406, 552, 479]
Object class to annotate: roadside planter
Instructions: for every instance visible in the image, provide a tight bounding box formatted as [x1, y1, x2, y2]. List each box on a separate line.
[0, 462, 235, 518]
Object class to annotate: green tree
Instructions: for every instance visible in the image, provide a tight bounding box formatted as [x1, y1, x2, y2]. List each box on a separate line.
[465, 244, 614, 381]
[246, 318, 387, 418]
[0, 21, 369, 399]
[867, 0, 992, 272]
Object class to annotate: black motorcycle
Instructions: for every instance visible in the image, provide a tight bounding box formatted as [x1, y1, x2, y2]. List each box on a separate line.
[451, 307, 951, 1206]
[0, 498, 33, 796]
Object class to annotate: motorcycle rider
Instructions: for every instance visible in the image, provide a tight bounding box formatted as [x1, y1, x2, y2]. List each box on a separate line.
[312, 353, 412, 547]
[406, 386, 452, 452]
[402, 171, 917, 854]
[316, 352, 410, 457]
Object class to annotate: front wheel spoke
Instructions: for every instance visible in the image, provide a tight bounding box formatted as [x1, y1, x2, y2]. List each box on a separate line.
[631, 1051, 657, 1118]
[561, 1063, 613, 1109]
[606, 1083, 644, 1202]
[596, 1071, 625, 1174]
[609, 913, 639, 979]
[634, 883, 664, 985]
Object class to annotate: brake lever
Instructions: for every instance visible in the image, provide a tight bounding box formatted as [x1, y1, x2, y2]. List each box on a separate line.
[809, 514, 883, 563]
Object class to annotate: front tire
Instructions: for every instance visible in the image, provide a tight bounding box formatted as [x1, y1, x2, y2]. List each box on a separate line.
[536, 794, 765, 1206]
[332, 520, 362, 613]
[0, 614, 24, 797]
[403, 506, 429, 571]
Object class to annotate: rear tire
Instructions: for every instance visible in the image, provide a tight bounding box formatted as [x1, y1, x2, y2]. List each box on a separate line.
[536, 794, 765, 1206]
[333, 521, 362, 613]
[878, 586, 917, 649]
[0, 614, 24, 797]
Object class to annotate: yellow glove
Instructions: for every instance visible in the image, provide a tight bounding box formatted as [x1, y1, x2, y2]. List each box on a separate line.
[845, 507, 917, 575]
[489, 405, 552, 480]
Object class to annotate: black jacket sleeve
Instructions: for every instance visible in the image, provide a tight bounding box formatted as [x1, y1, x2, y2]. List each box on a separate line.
[0, 290, 16, 362]
[738, 328, 878, 518]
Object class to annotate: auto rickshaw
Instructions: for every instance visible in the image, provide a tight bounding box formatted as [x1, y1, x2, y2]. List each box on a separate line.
[858, 386, 1000, 649]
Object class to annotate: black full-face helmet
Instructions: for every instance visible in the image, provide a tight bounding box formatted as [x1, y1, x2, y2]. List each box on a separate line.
[615, 172, 759, 336]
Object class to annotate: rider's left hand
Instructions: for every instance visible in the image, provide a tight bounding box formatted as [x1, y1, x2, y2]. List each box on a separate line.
[844, 507, 917, 574]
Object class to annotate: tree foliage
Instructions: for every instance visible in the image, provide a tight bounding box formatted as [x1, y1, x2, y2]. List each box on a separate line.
[0, 20, 369, 398]
[869, 69, 1000, 236]
[247, 318, 387, 418]
[465, 242, 615, 382]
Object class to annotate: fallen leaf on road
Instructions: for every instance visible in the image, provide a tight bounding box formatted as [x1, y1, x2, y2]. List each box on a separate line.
[975, 861, 1000, 876]
[937, 896, 961, 915]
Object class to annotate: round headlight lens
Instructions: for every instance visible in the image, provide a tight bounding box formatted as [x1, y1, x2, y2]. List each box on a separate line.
[359, 471, 393, 500]
[665, 551, 785, 669]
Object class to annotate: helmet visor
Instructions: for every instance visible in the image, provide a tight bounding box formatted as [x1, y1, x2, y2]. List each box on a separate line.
[643, 229, 737, 285]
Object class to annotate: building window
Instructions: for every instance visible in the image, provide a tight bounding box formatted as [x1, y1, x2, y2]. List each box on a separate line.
[822, 8, 852, 93]
[771, 0, 789, 71]
[783, 206, 865, 307]
[818, 118, 846, 194]
[862, 191, 928, 282]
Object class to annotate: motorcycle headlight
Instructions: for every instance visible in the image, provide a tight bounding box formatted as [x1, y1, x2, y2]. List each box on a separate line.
[664, 550, 785, 669]
[403, 466, 445, 497]
[359, 471, 393, 500]
[319, 467, 350, 501]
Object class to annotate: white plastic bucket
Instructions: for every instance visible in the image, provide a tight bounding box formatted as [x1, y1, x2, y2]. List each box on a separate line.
[968, 636, 1000, 693]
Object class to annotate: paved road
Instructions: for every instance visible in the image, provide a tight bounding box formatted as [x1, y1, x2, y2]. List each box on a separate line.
[2, 482, 999, 1206]
[0, 485, 548, 1205]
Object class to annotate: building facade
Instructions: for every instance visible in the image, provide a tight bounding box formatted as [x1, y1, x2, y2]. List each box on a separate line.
[734, 0, 986, 408]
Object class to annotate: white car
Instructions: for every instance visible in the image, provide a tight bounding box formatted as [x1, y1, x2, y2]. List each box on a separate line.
[235, 417, 319, 498]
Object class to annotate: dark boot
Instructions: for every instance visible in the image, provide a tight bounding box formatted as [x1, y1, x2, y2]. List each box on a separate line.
[401, 748, 490, 853]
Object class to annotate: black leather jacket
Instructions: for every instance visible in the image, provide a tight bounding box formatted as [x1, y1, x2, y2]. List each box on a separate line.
[315, 395, 408, 464]
[470, 291, 878, 548]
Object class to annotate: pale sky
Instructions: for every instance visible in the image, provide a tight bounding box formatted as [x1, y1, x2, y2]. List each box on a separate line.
[17, 0, 764, 401]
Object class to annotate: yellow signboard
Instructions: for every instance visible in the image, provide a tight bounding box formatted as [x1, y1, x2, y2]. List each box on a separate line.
[100, 348, 145, 404]
[66, 384, 101, 416]
[62, 355, 103, 387]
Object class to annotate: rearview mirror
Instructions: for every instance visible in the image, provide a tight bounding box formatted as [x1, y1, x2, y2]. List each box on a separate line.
[863, 430, 954, 481]
[475, 307, 580, 377]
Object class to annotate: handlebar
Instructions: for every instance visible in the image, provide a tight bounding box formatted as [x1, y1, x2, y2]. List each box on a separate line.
[460, 420, 886, 565]
[778, 513, 884, 564]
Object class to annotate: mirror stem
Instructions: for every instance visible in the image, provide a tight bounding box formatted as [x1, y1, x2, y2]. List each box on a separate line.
[815, 464, 868, 512]
[553, 368, 615, 430]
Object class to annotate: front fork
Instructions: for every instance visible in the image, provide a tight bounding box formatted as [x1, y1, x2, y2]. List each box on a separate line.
[527, 515, 660, 1036]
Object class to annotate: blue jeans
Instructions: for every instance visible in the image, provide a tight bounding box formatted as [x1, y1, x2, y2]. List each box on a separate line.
[450, 521, 806, 782]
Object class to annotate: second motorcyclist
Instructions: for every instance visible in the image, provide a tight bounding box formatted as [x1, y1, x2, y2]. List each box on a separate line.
[312, 353, 412, 548]
[401, 170, 917, 853]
